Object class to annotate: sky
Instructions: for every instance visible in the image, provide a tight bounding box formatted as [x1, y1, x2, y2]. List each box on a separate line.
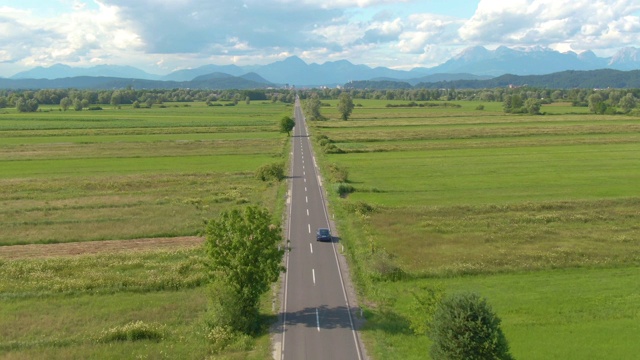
[1, 0, 639, 77]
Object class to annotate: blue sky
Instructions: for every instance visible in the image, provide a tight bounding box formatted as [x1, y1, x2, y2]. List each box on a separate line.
[1, 0, 639, 77]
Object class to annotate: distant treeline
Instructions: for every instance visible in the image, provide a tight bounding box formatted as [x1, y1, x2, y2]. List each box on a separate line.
[0, 88, 297, 112]
[297, 87, 640, 115]
[345, 69, 640, 90]
[3, 85, 640, 116]
[299, 86, 639, 106]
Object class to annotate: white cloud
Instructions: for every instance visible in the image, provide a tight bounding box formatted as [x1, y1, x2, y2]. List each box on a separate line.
[0, 2, 143, 69]
[1, 0, 639, 77]
[459, 0, 640, 53]
[311, 22, 366, 47]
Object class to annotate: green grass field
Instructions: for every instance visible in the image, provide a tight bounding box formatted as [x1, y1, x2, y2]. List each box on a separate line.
[311, 99, 640, 359]
[0, 102, 289, 246]
[0, 101, 290, 358]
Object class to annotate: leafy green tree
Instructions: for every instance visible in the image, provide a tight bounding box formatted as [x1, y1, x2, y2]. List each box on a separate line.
[110, 91, 122, 108]
[588, 93, 604, 113]
[525, 98, 542, 115]
[304, 93, 323, 121]
[205, 206, 285, 333]
[16, 98, 39, 112]
[60, 97, 72, 111]
[502, 94, 512, 113]
[73, 99, 83, 111]
[279, 115, 295, 136]
[429, 292, 512, 360]
[618, 93, 637, 113]
[337, 92, 355, 120]
[255, 162, 285, 182]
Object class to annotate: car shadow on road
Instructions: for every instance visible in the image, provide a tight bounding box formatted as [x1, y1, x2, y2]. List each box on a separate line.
[277, 305, 360, 331]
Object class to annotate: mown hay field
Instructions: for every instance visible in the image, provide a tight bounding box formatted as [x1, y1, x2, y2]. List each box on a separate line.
[311, 99, 640, 359]
[0, 101, 290, 358]
[0, 102, 289, 246]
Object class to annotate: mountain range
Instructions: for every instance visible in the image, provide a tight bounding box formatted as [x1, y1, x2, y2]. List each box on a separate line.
[2, 46, 640, 88]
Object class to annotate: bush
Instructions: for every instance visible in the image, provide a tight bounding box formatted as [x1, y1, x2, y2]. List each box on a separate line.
[368, 250, 405, 281]
[323, 143, 344, 154]
[409, 284, 445, 335]
[205, 279, 248, 332]
[343, 200, 376, 216]
[429, 292, 512, 360]
[327, 163, 349, 183]
[98, 321, 165, 343]
[255, 162, 285, 181]
[207, 326, 236, 352]
[335, 182, 355, 197]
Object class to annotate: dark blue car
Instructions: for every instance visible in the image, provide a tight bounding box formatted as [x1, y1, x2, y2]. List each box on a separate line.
[316, 228, 331, 242]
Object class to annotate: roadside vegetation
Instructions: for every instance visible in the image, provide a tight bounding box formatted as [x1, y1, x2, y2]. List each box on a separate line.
[0, 99, 292, 358]
[307, 96, 640, 359]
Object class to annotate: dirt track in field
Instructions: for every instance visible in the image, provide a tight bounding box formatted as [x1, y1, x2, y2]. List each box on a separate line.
[0, 237, 204, 260]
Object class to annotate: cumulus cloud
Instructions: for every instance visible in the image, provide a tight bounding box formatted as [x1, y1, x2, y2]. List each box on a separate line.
[0, 0, 639, 76]
[0, 2, 142, 69]
[459, 0, 640, 52]
[100, 0, 340, 54]
[362, 18, 404, 43]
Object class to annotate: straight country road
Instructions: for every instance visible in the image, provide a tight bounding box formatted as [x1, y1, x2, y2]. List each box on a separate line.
[276, 96, 364, 360]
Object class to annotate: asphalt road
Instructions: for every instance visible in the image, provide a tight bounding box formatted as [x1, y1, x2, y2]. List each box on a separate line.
[278, 97, 363, 360]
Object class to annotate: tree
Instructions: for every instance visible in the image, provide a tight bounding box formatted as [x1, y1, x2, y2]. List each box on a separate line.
[618, 93, 637, 113]
[304, 93, 323, 121]
[588, 93, 604, 114]
[429, 292, 512, 360]
[60, 97, 72, 111]
[279, 116, 295, 136]
[502, 94, 512, 113]
[255, 162, 285, 182]
[110, 91, 122, 108]
[337, 92, 355, 120]
[525, 98, 542, 115]
[16, 98, 39, 112]
[73, 99, 83, 111]
[205, 206, 285, 334]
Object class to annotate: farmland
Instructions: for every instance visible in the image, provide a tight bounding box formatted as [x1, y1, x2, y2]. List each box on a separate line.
[0, 101, 290, 358]
[311, 99, 640, 359]
[2, 96, 640, 359]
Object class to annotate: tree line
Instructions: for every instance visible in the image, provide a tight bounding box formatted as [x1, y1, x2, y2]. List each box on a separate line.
[3, 86, 639, 115]
[0, 88, 298, 112]
[298, 87, 640, 115]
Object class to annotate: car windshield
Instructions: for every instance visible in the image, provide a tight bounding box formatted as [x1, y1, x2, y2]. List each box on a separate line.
[319, 229, 330, 235]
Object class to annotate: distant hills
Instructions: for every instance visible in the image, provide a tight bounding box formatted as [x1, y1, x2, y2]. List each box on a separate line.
[2, 46, 640, 89]
[347, 69, 640, 90]
[0, 72, 275, 90]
